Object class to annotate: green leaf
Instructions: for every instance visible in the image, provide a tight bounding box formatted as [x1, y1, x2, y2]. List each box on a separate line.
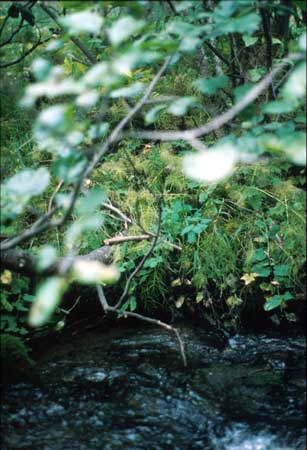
[180, 36, 202, 52]
[89, 123, 110, 140]
[298, 32, 306, 50]
[234, 84, 255, 119]
[144, 256, 163, 268]
[65, 215, 103, 249]
[32, 58, 52, 81]
[252, 248, 267, 262]
[110, 82, 145, 98]
[77, 187, 106, 216]
[167, 96, 197, 116]
[283, 292, 294, 301]
[282, 132, 306, 165]
[264, 291, 294, 311]
[264, 295, 282, 311]
[243, 35, 258, 47]
[248, 67, 265, 82]
[120, 300, 130, 311]
[107, 16, 145, 46]
[75, 91, 100, 108]
[174, 1, 194, 12]
[273, 264, 289, 277]
[5, 167, 50, 198]
[222, 13, 260, 34]
[282, 62, 306, 101]
[187, 231, 196, 244]
[37, 105, 69, 131]
[129, 296, 137, 311]
[193, 75, 228, 95]
[214, 1, 239, 18]
[37, 246, 58, 272]
[251, 264, 271, 277]
[199, 192, 208, 203]
[167, 20, 200, 37]
[29, 277, 68, 327]
[53, 151, 87, 183]
[61, 11, 103, 35]
[145, 105, 167, 124]
[263, 100, 296, 114]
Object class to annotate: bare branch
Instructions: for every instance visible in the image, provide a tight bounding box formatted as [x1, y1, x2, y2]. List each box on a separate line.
[102, 202, 132, 225]
[104, 234, 151, 245]
[97, 285, 187, 366]
[1, 245, 113, 277]
[0, 206, 59, 250]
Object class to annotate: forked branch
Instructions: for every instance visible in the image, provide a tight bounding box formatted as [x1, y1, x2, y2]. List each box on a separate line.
[97, 285, 187, 367]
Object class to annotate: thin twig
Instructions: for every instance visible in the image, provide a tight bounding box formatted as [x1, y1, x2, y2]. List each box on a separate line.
[102, 202, 132, 224]
[96, 285, 187, 366]
[114, 200, 163, 309]
[102, 202, 182, 250]
[48, 180, 64, 213]
[0, 18, 24, 47]
[104, 234, 151, 245]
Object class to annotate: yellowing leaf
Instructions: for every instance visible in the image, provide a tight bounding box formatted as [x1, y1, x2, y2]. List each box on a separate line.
[241, 272, 259, 285]
[75, 62, 87, 74]
[226, 295, 243, 308]
[171, 278, 182, 287]
[63, 57, 73, 75]
[175, 295, 185, 308]
[196, 292, 203, 303]
[1, 270, 12, 285]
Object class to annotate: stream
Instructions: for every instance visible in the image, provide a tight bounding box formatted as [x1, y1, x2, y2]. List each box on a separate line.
[1, 323, 306, 450]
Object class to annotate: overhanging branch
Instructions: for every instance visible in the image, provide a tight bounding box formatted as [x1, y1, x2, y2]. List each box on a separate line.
[128, 53, 303, 142]
[1, 246, 113, 277]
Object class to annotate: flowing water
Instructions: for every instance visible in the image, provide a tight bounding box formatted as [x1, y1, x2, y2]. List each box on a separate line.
[1, 324, 306, 449]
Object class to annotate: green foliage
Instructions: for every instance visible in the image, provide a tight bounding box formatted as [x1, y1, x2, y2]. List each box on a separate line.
[1, 275, 33, 335]
[0, 0, 305, 331]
